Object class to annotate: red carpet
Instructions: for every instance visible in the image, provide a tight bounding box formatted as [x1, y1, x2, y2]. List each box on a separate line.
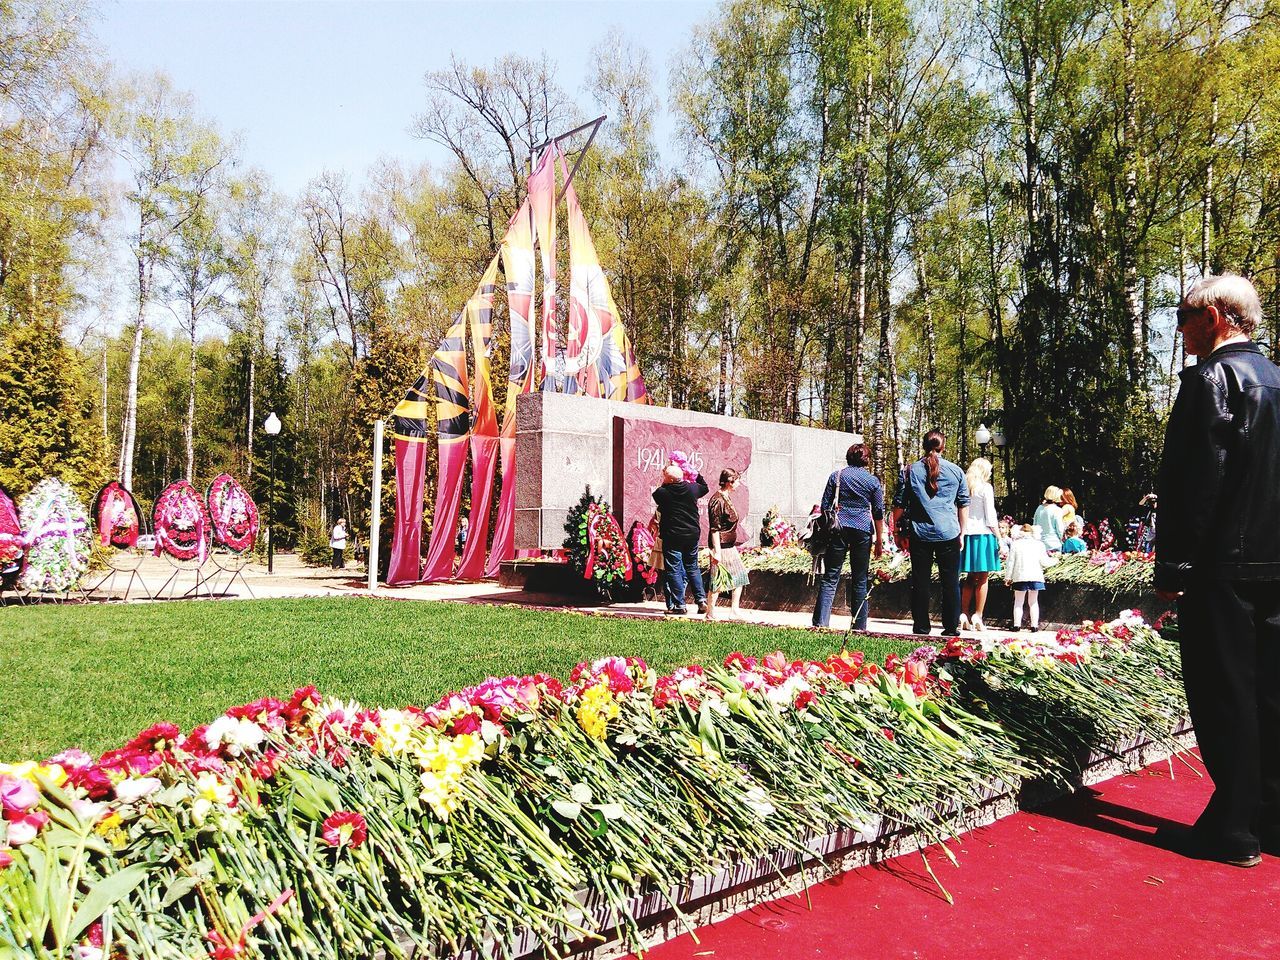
[638, 753, 1279, 960]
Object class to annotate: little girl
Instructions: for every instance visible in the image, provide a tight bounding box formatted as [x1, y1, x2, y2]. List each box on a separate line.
[1004, 523, 1057, 631]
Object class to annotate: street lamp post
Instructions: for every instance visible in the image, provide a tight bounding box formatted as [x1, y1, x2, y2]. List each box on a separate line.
[264, 412, 281, 574]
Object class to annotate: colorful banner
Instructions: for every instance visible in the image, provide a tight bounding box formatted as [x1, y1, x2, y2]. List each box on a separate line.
[531, 148, 561, 393]
[386, 439, 427, 585]
[487, 194, 539, 576]
[455, 230, 505, 580]
[560, 154, 606, 399]
[417, 254, 500, 582]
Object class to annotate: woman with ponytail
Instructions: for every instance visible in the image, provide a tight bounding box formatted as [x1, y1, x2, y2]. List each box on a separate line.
[891, 429, 970, 636]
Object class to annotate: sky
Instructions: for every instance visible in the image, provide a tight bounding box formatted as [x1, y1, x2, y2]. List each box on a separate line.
[92, 0, 718, 195]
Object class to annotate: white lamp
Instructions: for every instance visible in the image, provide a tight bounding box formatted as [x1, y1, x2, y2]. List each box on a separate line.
[975, 423, 992, 448]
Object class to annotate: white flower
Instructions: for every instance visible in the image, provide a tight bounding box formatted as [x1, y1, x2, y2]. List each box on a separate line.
[743, 786, 777, 818]
[115, 777, 162, 803]
[72, 947, 104, 960]
[480, 720, 503, 745]
[72, 798, 108, 822]
[204, 716, 264, 756]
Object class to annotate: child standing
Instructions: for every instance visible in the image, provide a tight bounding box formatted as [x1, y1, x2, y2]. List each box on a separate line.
[1004, 523, 1057, 631]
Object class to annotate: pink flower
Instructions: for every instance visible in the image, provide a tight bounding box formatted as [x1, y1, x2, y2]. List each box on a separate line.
[0, 849, 12, 869]
[0, 775, 38, 815]
[321, 810, 367, 849]
[7, 810, 50, 845]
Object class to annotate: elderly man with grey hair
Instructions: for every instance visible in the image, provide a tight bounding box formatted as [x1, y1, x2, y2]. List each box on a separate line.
[1154, 272, 1280, 868]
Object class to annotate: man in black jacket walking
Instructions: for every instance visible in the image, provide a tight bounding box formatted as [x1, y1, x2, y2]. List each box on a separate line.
[653, 464, 709, 615]
[1155, 273, 1280, 868]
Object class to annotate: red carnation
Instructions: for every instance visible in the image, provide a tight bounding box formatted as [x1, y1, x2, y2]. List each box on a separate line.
[447, 712, 482, 736]
[321, 810, 367, 849]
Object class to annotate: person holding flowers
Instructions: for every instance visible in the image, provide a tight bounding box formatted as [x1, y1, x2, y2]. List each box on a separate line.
[1154, 272, 1280, 869]
[706, 469, 749, 620]
[653, 462, 709, 615]
[959, 457, 1001, 631]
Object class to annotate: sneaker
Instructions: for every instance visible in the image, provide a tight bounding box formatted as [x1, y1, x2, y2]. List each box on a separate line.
[1154, 824, 1262, 868]
[696, 601, 708, 615]
[665, 607, 688, 616]
[959, 614, 971, 631]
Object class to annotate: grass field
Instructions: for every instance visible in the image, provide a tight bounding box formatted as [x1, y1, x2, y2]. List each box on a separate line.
[1, 597, 916, 760]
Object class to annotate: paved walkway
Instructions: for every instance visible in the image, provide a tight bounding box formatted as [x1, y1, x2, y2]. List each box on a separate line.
[636, 752, 1274, 960]
[60, 554, 1059, 642]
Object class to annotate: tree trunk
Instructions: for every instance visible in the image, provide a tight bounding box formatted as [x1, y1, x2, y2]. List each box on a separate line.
[185, 290, 197, 483]
[120, 254, 148, 490]
[1121, 0, 1143, 385]
[845, 0, 873, 434]
[1202, 96, 1217, 274]
[247, 350, 255, 479]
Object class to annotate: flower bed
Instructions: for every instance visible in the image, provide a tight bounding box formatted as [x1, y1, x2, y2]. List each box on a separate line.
[0, 616, 1185, 959]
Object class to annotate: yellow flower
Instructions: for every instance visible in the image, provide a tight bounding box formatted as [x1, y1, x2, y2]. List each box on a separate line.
[576, 683, 620, 741]
[0, 761, 66, 787]
[373, 709, 416, 757]
[194, 772, 234, 806]
[94, 811, 123, 835]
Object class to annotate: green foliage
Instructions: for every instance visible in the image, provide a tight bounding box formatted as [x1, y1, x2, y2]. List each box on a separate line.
[0, 320, 107, 500]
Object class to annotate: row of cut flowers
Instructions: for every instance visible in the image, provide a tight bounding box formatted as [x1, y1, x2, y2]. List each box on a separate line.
[740, 545, 1155, 593]
[1, 615, 1185, 959]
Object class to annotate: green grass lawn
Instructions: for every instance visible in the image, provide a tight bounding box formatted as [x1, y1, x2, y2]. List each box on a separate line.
[1, 597, 916, 761]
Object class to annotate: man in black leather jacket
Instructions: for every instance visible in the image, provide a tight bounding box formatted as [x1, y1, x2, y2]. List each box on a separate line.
[1154, 273, 1280, 868]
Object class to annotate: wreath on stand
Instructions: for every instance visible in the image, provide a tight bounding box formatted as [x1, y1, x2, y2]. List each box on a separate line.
[627, 520, 659, 587]
[94, 481, 142, 550]
[563, 488, 633, 601]
[153, 481, 210, 563]
[207, 474, 259, 553]
[18, 478, 92, 593]
[0, 485, 23, 571]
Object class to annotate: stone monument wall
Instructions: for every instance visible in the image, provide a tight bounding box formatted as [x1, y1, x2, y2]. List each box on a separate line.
[514, 392, 859, 551]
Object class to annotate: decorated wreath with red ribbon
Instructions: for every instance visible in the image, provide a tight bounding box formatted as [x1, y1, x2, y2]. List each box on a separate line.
[207, 474, 259, 553]
[0, 485, 22, 569]
[153, 480, 210, 563]
[628, 520, 659, 586]
[94, 481, 142, 550]
[564, 488, 633, 599]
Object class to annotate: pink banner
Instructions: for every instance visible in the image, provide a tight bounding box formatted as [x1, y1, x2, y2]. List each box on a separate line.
[454, 435, 499, 580]
[421, 438, 469, 582]
[386, 439, 427, 585]
[485, 435, 518, 577]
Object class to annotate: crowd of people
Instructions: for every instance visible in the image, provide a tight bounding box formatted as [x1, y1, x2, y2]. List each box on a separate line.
[646, 432, 1089, 636]
[646, 271, 1280, 870]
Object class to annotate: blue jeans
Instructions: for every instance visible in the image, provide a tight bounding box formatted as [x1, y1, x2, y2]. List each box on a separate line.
[662, 545, 706, 611]
[812, 528, 872, 630]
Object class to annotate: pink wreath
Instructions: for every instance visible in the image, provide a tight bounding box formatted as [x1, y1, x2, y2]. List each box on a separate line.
[0, 486, 22, 568]
[94, 482, 142, 550]
[153, 481, 210, 563]
[627, 520, 658, 585]
[207, 474, 259, 553]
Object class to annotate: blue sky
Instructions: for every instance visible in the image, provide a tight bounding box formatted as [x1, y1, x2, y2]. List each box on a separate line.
[93, 0, 718, 194]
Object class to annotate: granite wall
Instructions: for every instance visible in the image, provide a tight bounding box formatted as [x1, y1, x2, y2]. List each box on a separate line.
[514, 392, 859, 551]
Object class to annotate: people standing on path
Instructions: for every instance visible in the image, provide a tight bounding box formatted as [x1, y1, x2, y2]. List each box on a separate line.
[1004, 524, 1056, 631]
[892, 430, 969, 637]
[1032, 487, 1065, 553]
[653, 463, 709, 616]
[329, 518, 348, 570]
[811, 444, 885, 631]
[706, 469, 750, 621]
[959, 458, 1001, 632]
[1154, 273, 1280, 869]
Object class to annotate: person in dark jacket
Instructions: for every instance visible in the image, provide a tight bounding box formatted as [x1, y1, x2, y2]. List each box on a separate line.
[1154, 272, 1280, 869]
[652, 463, 709, 615]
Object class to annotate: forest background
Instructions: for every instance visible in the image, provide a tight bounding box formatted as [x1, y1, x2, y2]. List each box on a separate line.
[4, 0, 1279, 560]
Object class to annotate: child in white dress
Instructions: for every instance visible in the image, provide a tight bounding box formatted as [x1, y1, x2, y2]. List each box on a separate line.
[1004, 524, 1057, 631]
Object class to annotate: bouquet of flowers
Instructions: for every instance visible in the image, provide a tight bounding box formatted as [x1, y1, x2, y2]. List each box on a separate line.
[93, 481, 142, 550]
[759, 506, 798, 548]
[627, 519, 659, 585]
[207, 474, 259, 553]
[0, 485, 22, 569]
[17, 478, 91, 593]
[152, 480, 210, 563]
[564, 488, 633, 599]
